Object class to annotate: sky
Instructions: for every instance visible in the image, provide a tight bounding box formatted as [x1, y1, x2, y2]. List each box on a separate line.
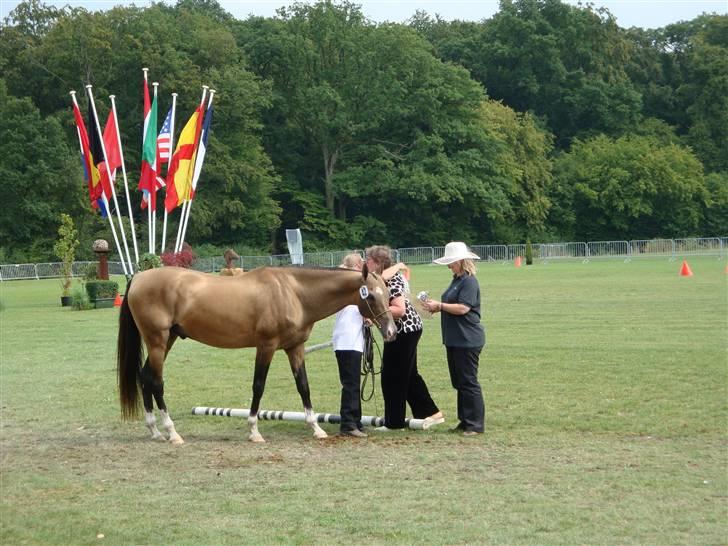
[1, 0, 726, 29]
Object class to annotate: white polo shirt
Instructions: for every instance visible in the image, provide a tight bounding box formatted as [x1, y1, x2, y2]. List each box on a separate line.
[332, 305, 364, 352]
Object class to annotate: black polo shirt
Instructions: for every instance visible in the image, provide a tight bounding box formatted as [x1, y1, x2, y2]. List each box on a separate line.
[440, 273, 485, 348]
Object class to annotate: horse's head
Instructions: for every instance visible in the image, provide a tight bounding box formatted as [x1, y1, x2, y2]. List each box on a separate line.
[358, 264, 397, 342]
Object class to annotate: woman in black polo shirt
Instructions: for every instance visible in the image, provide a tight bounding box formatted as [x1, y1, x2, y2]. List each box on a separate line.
[424, 242, 485, 436]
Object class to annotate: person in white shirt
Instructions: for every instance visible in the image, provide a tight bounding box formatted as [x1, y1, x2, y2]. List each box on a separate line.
[332, 253, 368, 438]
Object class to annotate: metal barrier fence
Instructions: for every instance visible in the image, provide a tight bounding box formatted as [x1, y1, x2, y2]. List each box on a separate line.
[1, 237, 725, 280]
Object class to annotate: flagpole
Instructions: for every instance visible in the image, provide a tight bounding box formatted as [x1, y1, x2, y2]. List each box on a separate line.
[85, 86, 134, 276]
[142, 68, 152, 255]
[179, 89, 215, 252]
[151, 82, 159, 254]
[87, 85, 134, 274]
[175, 85, 208, 252]
[161, 92, 177, 254]
[71, 90, 129, 277]
[109, 94, 139, 266]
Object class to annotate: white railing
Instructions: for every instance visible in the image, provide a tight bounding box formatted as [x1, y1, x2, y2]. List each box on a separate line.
[1, 237, 725, 280]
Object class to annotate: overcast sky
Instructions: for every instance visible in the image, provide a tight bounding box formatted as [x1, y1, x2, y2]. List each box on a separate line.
[1, 0, 726, 29]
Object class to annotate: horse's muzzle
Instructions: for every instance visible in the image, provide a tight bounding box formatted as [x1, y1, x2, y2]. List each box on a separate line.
[382, 322, 397, 342]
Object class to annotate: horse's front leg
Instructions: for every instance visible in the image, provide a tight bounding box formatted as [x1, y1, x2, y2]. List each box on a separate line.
[286, 345, 327, 439]
[248, 345, 275, 443]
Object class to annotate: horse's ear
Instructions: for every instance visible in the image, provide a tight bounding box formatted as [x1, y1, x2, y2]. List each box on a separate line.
[362, 262, 369, 280]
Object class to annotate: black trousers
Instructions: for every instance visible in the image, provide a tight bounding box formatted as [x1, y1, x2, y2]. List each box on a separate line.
[335, 350, 363, 431]
[381, 329, 439, 428]
[446, 346, 485, 432]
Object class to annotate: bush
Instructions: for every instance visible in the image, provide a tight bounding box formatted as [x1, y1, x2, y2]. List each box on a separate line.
[525, 239, 534, 265]
[71, 284, 93, 310]
[161, 243, 195, 268]
[85, 280, 119, 301]
[138, 253, 162, 271]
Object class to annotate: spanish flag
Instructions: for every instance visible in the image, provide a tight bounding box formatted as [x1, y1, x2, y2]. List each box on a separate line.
[164, 104, 203, 213]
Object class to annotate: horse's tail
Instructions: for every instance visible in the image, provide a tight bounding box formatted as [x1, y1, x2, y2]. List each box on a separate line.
[117, 279, 142, 420]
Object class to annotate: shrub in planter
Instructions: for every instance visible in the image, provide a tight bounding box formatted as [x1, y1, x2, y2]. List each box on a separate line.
[53, 213, 79, 303]
[85, 280, 119, 301]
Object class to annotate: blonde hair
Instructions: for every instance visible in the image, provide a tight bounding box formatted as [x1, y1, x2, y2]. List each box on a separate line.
[365, 245, 392, 273]
[461, 259, 477, 276]
[339, 253, 363, 270]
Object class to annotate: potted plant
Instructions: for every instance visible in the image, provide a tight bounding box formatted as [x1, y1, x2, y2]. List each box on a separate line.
[85, 280, 119, 309]
[53, 213, 79, 307]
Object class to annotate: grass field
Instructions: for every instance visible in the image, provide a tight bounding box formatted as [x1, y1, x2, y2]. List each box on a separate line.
[1, 257, 726, 545]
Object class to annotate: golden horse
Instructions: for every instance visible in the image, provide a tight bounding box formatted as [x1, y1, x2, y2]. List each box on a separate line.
[117, 265, 396, 443]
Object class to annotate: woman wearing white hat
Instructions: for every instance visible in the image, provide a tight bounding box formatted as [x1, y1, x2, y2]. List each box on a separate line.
[423, 242, 485, 436]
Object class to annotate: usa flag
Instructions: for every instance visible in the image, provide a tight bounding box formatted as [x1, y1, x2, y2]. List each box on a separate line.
[157, 107, 173, 165]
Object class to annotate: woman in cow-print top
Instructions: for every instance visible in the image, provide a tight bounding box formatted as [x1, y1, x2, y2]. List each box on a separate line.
[366, 245, 442, 430]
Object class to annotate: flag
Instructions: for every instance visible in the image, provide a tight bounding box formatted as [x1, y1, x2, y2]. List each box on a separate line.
[190, 104, 213, 200]
[138, 91, 159, 211]
[71, 101, 95, 206]
[102, 110, 121, 179]
[157, 107, 173, 165]
[164, 104, 203, 213]
[86, 99, 112, 214]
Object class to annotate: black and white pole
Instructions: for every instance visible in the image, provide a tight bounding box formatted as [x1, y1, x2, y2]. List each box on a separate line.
[191, 406, 436, 430]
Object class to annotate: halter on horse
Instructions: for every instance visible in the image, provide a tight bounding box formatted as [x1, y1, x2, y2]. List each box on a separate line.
[117, 265, 396, 443]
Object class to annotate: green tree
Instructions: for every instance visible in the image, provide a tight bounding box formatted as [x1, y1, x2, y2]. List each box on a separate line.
[0, 80, 83, 262]
[551, 134, 709, 239]
[421, 0, 642, 148]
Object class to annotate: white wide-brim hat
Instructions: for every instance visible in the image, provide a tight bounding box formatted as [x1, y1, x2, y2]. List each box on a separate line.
[433, 242, 480, 265]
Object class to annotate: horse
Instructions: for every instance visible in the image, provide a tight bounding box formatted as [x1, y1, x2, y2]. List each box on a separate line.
[117, 264, 396, 443]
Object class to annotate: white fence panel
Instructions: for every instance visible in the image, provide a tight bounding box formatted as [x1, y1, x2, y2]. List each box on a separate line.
[539, 242, 588, 258]
[397, 247, 434, 265]
[630, 239, 674, 256]
[0, 264, 38, 280]
[674, 237, 723, 256]
[472, 245, 508, 261]
[587, 241, 630, 257]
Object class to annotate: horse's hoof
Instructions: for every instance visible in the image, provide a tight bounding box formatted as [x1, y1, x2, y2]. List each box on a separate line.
[314, 430, 328, 439]
[169, 435, 185, 445]
[151, 433, 165, 442]
[249, 433, 265, 443]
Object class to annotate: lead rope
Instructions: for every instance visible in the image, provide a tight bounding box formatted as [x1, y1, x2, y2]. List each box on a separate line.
[360, 325, 383, 410]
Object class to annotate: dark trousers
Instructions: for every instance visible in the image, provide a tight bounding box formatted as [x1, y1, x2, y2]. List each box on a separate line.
[335, 350, 363, 431]
[382, 329, 439, 428]
[446, 346, 485, 432]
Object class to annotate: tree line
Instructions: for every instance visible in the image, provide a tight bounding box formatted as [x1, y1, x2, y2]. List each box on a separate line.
[1, 0, 726, 262]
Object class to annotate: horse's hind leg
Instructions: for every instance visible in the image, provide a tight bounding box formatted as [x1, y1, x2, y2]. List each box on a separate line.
[141, 333, 184, 444]
[286, 345, 327, 439]
[248, 346, 275, 443]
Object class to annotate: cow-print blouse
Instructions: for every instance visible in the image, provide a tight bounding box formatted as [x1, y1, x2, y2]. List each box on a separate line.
[387, 272, 423, 334]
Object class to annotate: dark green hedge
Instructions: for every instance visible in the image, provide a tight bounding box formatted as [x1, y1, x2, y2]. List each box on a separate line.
[85, 280, 119, 301]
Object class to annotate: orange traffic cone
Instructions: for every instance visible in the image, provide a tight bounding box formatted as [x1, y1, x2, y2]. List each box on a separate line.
[679, 260, 693, 277]
[514, 256, 522, 268]
[114, 293, 123, 307]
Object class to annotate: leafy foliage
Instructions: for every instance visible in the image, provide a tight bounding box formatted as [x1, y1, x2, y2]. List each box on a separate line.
[0, 0, 725, 261]
[52, 213, 79, 295]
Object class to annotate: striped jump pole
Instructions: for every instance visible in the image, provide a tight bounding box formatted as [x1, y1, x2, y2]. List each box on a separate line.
[191, 406, 436, 430]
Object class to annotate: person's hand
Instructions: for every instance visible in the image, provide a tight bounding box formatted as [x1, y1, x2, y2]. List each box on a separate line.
[423, 299, 441, 313]
[363, 318, 373, 327]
